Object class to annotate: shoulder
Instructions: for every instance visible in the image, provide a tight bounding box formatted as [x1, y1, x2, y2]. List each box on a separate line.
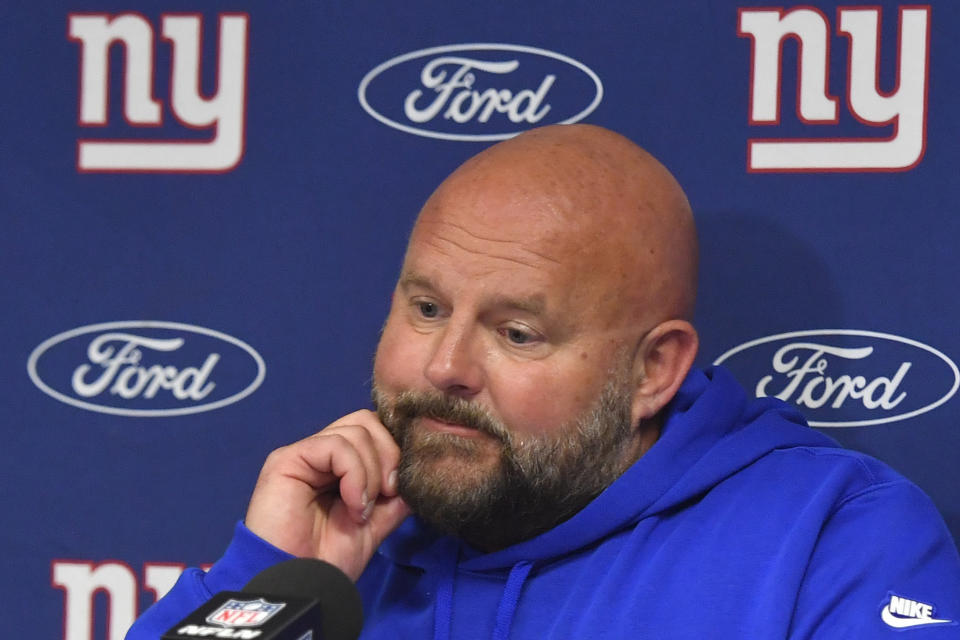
[707, 442, 951, 546]
[784, 448, 960, 637]
[775, 446, 954, 557]
[765, 445, 914, 503]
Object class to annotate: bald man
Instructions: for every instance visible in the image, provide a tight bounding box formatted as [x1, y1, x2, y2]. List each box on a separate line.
[128, 125, 960, 639]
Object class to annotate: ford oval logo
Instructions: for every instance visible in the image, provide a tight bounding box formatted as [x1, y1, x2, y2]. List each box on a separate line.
[713, 330, 959, 427]
[27, 321, 266, 417]
[358, 43, 604, 141]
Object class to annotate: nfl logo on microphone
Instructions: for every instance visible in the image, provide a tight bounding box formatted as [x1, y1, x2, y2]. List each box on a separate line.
[207, 599, 286, 627]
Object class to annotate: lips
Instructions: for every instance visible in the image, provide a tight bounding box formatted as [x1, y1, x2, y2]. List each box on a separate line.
[420, 416, 485, 438]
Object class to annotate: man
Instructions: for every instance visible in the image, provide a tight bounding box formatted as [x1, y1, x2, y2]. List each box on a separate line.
[128, 125, 960, 638]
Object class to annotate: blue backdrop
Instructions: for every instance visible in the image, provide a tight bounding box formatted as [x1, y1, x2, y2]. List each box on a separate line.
[2, 1, 957, 637]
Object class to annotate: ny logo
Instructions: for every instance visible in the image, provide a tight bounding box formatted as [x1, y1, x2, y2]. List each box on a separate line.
[738, 6, 929, 172]
[68, 13, 248, 173]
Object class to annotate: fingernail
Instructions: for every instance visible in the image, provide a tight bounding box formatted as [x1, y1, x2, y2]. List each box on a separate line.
[388, 470, 398, 491]
[362, 500, 374, 521]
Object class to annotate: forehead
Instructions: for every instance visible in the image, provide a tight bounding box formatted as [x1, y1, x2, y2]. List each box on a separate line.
[402, 215, 573, 306]
[410, 160, 607, 262]
[408, 172, 591, 275]
[400, 173, 638, 329]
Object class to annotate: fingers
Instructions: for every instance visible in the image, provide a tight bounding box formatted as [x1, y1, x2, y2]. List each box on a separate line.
[327, 410, 402, 497]
[246, 409, 408, 567]
[296, 431, 373, 523]
[280, 410, 401, 524]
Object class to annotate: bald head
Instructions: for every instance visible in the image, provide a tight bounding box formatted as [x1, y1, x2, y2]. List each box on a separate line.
[375, 125, 701, 516]
[412, 125, 697, 325]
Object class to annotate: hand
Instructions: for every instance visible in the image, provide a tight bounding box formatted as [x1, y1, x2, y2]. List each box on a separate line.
[245, 410, 411, 581]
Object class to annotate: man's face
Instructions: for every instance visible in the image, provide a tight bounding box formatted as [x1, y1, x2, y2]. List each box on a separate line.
[373, 372, 635, 550]
[371, 170, 647, 549]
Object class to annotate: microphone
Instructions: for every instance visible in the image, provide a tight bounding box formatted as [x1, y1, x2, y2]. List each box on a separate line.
[161, 558, 364, 640]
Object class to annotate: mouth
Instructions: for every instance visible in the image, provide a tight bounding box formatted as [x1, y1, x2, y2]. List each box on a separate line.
[419, 416, 487, 438]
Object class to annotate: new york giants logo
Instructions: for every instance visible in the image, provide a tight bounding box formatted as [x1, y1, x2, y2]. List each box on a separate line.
[68, 12, 249, 173]
[738, 5, 930, 172]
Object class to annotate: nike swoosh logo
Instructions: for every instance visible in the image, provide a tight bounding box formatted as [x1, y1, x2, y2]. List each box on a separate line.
[882, 606, 953, 628]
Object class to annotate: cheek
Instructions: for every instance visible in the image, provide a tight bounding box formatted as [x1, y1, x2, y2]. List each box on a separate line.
[373, 314, 420, 391]
[485, 362, 596, 435]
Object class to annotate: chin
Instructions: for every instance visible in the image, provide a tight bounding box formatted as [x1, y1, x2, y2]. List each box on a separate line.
[399, 430, 503, 494]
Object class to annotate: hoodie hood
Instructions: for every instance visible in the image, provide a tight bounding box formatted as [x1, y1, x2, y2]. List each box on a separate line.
[378, 366, 837, 572]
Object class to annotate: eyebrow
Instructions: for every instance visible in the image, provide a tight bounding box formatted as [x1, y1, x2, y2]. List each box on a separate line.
[488, 293, 546, 315]
[399, 272, 546, 316]
[398, 273, 435, 292]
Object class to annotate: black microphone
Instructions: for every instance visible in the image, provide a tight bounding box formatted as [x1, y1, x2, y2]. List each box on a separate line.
[161, 558, 363, 640]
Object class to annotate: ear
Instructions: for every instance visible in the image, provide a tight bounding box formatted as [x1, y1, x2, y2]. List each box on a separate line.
[630, 320, 699, 424]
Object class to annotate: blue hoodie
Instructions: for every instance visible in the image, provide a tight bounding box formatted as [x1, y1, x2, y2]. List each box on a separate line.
[127, 367, 960, 638]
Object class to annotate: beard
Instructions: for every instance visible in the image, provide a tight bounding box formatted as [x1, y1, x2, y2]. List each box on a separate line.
[372, 373, 638, 551]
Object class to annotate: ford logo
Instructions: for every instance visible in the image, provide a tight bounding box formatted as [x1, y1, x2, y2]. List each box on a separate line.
[713, 330, 959, 427]
[358, 43, 604, 141]
[27, 321, 266, 417]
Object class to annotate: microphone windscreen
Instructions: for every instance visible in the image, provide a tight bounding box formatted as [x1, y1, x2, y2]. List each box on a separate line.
[243, 558, 363, 640]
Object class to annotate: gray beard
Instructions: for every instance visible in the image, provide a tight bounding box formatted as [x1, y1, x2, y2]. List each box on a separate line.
[372, 376, 637, 551]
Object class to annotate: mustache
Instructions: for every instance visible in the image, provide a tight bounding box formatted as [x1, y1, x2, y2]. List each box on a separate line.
[374, 388, 511, 443]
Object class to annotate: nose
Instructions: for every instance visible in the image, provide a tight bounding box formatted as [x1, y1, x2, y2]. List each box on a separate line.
[423, 319, 484, 398]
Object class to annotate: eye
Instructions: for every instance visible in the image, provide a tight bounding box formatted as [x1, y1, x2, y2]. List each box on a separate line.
[499, 325, 540, 345]
[506, 328, 531, 344]
[415, 301, 439, 318]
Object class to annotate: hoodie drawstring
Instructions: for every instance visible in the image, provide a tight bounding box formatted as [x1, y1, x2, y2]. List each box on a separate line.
[492, 561, 533, 640]
[433, 547, 457, 640]
[433, 557, 534, 640]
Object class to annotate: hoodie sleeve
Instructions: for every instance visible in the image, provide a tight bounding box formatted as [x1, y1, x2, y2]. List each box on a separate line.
[789, 480, 960, 639]
[124, 521, 294, 640]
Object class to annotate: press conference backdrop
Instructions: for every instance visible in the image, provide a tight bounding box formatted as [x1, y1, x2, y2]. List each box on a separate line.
[2, 0, 957, 637]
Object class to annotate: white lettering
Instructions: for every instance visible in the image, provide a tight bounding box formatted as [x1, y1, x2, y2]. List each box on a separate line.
[68, 14, 162, 125]
[839, 9, 927, 166]
[53, 561, 137, 640]
[739, 8, 837, 123]
[891, 595, 906, 615]
[862, 363, 911, 409]
[178, 626, 262, 639]
[908, 599, 924, 618]
[71, 332, 218, 401]
[889, 595, 936, 620]
[404, 56, 553, 125]
[739, 7, 929, 171]
[55, 558, 220, 638]
[69, 13, 248, 172]
[756, 342, 910, 412]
